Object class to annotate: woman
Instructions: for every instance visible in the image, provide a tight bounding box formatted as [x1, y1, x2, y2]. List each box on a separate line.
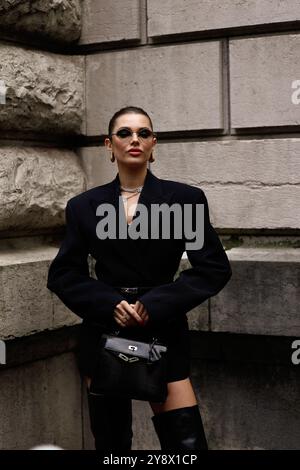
[47, 106, 232, 451]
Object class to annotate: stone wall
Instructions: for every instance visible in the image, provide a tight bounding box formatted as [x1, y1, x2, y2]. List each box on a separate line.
[0, 0, 299, 450]
[0, 0, 82, 44]
[0, 1, 88, 450]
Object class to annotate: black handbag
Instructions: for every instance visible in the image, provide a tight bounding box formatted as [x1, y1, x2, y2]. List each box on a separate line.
[89, 330, 168, 403]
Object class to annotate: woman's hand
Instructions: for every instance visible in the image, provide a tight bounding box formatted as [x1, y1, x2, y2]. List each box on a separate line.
[132, 300, 149, 327]
[113, 300, 149, 328]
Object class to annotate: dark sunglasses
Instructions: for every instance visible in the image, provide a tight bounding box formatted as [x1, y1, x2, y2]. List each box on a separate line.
[111, 127, 156, 140]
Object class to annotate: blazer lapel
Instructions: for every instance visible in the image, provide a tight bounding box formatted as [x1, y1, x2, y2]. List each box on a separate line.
[89, 168, 175, 226]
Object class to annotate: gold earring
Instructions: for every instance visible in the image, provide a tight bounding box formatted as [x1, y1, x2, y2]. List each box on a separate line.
[110, 152, 115, 162]
[149, 153, 155, 163]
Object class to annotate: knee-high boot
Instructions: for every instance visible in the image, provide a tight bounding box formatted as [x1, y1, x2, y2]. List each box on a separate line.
[151, 405, 208, 451]
[87, 391, 133, 451]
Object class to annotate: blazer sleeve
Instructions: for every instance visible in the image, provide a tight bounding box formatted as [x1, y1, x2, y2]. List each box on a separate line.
[47, 200, 124, 327]
[138, 189, 232, 328]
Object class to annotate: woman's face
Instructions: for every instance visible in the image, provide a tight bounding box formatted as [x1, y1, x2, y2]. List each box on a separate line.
[105, 113, 157, 167]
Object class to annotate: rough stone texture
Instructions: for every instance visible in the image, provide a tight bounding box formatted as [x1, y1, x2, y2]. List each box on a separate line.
[151, 139, 300, 229]
[0, 0, 82, 43]
[148, 0, 300, 38]
[215, 248, 300, 336]
[192, 359, 300, 450]
[0, 45, 84, 134]
[80, 0, 140, 45]
[0, 353, 82, 449]
[0, 244, 81, 339]
[230, 34, 300, 129]
[0, 147, 86, 234]
[86, 41, 222, 135]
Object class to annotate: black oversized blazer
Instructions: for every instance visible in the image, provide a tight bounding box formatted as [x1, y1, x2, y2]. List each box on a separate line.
[47, 169, 232, 368]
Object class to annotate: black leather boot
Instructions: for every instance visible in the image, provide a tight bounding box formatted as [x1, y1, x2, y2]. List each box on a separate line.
[87, 391, 133, 451]
[151, 405, 208, 451]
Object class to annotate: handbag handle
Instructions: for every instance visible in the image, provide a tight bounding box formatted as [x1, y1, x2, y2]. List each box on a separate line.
[110, 328, 161, 364]
[148, 337, 160, 364]
[112, 328, 159, 343]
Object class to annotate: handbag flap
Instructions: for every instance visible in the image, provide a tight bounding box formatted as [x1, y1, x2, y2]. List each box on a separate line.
[102, 334, 167, 362]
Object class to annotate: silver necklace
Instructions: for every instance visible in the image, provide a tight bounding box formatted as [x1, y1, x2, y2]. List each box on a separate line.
[120, 187, 142, 223]
[122, 192, 139, 202]
[120, 185, 143, 193]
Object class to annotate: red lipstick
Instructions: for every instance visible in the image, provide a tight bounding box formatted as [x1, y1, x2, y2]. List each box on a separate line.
[128, 149, 142, 155]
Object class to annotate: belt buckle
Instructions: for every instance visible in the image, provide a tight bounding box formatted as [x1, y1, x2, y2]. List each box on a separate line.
[121, 287, 138, 294]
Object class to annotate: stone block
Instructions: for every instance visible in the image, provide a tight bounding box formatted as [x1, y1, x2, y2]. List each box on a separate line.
[86, 41, 222, 135]
[0, 45, 84, 134]
[77, 146, 117, 189]
[192, 359, 300, 449]
[0, 147, 86, 234]
[80, 0, 140, 45]
[212, 248, 300, 336]
[0, 0, 82, 43]
[151, 138, 300, 229]
[230, 34, 300, 129]
[0, 352, 82, 449]
[0, 243, 81, 340]
[148, 0, 300, 38]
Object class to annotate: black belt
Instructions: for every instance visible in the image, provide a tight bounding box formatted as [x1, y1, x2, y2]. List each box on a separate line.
[114, 286, 154, 295]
